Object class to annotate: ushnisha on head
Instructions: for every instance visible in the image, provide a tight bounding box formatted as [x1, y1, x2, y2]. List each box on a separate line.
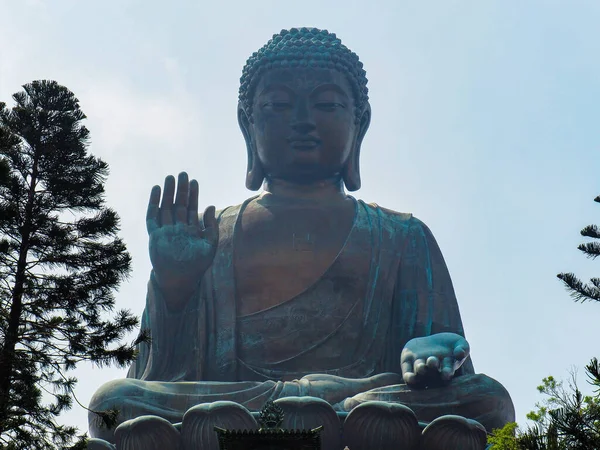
[237, 27, 372, 192]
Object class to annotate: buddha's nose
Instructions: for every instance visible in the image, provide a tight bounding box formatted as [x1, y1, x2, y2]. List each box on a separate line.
[291, 101, 316, 133]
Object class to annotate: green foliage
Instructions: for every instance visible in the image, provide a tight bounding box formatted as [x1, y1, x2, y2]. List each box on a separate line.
[487, 422, 520, 449]
[488, 362, 600, 449]
[0, 81, 147, 449]
[522, 366, 600, 449]
[557, 195, 600, 303]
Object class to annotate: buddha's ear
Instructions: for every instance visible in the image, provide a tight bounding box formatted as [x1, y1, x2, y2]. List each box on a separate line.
[238, 103, 264, 191]
[343, 103, 371, 192]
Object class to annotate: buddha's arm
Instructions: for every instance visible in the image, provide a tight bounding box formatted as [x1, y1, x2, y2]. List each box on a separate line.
[387, 216, 475, 376]
[127, 272, 205, 381]
[128, 207, 228, 382]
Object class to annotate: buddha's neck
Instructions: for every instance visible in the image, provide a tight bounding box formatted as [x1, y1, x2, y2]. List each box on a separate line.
[261, 177, 349, 205]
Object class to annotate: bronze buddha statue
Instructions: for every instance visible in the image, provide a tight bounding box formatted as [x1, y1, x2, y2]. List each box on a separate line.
[88, 28, 514, 450]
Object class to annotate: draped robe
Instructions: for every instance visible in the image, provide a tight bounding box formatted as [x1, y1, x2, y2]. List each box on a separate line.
[88, 198, 515, 441]
[128, 198, 474, 389]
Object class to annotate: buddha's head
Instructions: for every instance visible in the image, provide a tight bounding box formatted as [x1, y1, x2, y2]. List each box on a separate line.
[238, 28, 371, 191]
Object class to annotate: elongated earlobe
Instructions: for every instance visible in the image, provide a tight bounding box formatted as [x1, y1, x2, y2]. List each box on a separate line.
[343, 151, 361, 191]
[343, 105, 371, 192]
[238, 104, 265, 191]
[246, 150, 265, 191]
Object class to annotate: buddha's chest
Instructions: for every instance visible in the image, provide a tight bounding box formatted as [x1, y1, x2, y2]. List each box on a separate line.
[234, 200, 355, 316]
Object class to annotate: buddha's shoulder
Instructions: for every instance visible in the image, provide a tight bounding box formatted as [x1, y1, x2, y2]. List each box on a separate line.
[360, 201, 413, 223]
[359, 201, 433, 233]
[195, 204, 242, 227]
[215, 204, 243, 220]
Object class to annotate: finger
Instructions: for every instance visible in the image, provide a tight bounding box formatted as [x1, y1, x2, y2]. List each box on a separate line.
[203, 205, 218, 229]
[401, 358, 414, 377]
[453, 345, 469, 362]
[160, 175, 176, 226]
[146, 185, 161, 234]
[403, 371, 417, 385]
[202, 205, 219, 245]
[426, 356, 440, 371]
[413, 359, 427, 376]
[174, 172, 189, 224]
[440, 356, 454, 381]
[188, 179, 200, 227]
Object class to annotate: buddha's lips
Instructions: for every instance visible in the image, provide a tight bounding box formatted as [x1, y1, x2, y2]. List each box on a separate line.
[288, 138, 321, 150]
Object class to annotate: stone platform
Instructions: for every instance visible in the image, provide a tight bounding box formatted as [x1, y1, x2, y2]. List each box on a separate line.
[87, 397, 490, 450]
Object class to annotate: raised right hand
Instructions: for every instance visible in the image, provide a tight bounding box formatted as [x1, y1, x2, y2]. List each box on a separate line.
[146, 172, 219, 291]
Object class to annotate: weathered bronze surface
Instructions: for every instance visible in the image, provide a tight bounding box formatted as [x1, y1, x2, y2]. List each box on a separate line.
[88, 28, 514, 448]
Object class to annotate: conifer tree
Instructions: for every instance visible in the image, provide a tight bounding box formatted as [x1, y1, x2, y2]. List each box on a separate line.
[0, 80, 144, 449]
[557, 195, 600, 303]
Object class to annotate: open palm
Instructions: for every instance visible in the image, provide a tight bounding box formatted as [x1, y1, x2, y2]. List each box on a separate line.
[146, 172, 219, 291]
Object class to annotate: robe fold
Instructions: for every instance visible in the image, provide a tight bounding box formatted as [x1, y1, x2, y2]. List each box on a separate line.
[127, 198, 475, 393]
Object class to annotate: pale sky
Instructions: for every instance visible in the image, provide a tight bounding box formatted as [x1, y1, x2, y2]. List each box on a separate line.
[1, 0, 599, 435]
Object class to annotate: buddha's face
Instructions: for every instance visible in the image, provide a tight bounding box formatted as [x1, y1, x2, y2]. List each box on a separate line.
[240, 67, 369, 187]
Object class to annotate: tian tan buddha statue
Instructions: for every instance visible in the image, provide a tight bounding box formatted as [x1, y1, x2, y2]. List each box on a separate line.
[88, 28, 514, 450]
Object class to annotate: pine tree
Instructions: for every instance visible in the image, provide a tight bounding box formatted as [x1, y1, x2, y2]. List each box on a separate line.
[0, 80, 145, 449]
[557, 195, 600, 303]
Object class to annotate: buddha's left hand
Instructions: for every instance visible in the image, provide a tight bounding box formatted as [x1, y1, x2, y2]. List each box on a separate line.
[400, 332, 470, 386]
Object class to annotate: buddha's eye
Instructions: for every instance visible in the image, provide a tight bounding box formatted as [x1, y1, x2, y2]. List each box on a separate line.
[262, 101, 292, 111]
[314, 102, 345, 111]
